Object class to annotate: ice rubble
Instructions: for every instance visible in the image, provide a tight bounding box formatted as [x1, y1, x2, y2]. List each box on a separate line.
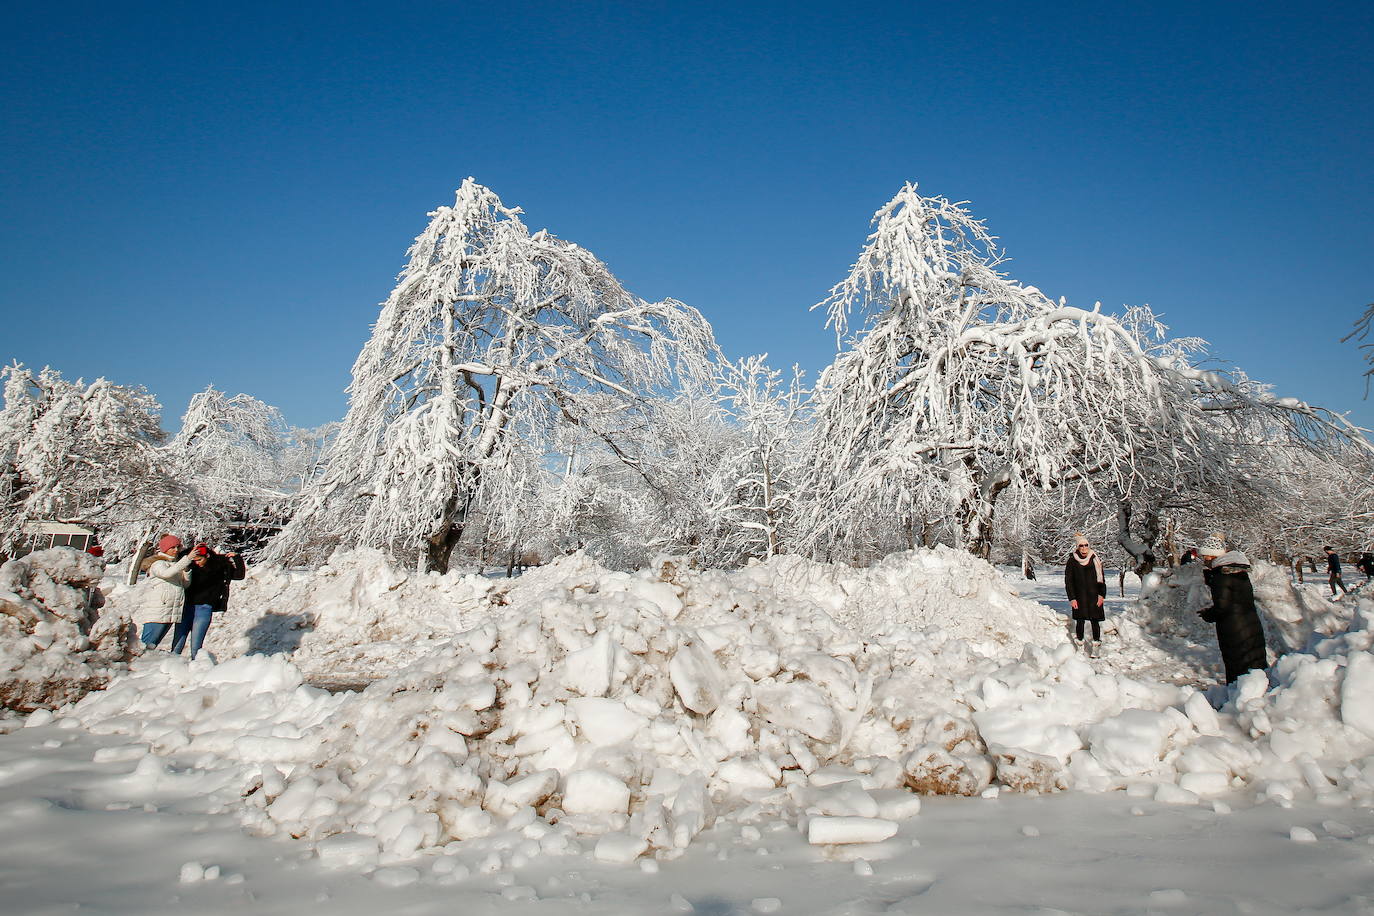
[0, 548, 128, 711]
[1134, 557, 1354, 656]
[53, 547, 1374, 878]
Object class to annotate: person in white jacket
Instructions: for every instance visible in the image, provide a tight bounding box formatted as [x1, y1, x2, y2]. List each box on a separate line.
[135, 535, 195, 650]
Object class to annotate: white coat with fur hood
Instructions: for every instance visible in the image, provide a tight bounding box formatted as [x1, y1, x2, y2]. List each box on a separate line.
[135, 553, 195, 624]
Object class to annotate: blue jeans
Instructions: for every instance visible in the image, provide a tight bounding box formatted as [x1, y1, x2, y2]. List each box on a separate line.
[140, 621, 173, 648]
[171, 604, 215, 659]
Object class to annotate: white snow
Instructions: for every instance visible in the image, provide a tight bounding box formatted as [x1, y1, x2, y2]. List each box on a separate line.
[4, 547, 1374, 912]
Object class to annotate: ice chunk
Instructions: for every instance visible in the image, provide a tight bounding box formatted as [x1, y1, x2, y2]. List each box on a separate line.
[807, 780, 878, 817]
[668, 640, 724, 714]
[594, 832, 648, 863]
[1086, 710, 1177, 776]
[567, 697, 646, 747]
[563, 770, 630, 815]
[1340, 652, 1374, 740]
[564, 631, 614, 698]
[807, 816, 899, 845]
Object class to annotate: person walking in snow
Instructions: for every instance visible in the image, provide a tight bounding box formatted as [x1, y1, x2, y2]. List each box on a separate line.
[1197, 535, 1268, 684]
[1358, 552, 1374, 583]
[134, 535, 195, 651]
[1063, 533, 1107, 657]
[1325, 546, 1348, 597]
[170, 543, 246, 661]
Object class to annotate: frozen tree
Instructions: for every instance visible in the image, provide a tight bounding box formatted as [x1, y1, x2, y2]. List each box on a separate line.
[0, 364, 182, 554]
[279, 421, 340, 492]
[164, 387, 296, 541]
[802, 185, 1211, 558]
[715, 356, 810, 559]
[267, 179, 717, 572]
[803, 183, 1371, 565]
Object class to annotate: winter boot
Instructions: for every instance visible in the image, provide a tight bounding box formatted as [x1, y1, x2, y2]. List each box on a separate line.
[1088, 640, 1101, 659]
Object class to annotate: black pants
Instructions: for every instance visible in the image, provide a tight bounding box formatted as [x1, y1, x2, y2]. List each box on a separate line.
[1330, 572, 1347, 596]
[1075, 619, 1101, 641]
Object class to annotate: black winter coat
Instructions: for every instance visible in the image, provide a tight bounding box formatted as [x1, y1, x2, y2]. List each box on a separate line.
[1064, 553, 1107, 621]
[184, 553, 247, 612]
[1201, 564, 1267, 684]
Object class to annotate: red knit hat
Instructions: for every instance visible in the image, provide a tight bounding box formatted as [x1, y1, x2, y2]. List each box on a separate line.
[157, 535, 182, 553]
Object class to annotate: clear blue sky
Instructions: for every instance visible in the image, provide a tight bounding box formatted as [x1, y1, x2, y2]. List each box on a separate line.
[3, 0, 1371, 430]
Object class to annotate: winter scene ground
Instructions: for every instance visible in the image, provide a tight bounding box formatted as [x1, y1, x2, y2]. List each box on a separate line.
[5, 547, 1374, 915]
[5, 7, 1374, 912]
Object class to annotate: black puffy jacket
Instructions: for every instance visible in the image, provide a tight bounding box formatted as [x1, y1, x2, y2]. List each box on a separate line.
[184, 552, 247, 612]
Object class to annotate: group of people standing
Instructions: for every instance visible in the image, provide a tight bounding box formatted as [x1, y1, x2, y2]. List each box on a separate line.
[1063, 532, 1269, 684]
[134, 534, 246, 660]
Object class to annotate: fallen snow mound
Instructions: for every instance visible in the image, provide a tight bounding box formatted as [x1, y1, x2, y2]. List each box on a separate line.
[1, 548, 129, 711]
[100, 547, 1060, 681]
[60, 549, 1374, 878]
[1135, 560, 1355, 656]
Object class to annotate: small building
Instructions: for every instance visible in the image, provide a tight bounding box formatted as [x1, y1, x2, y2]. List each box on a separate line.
[17, 521, 99, 557]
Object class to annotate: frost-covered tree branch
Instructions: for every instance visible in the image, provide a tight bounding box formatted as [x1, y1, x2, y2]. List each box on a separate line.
[265, 179, 718, 572]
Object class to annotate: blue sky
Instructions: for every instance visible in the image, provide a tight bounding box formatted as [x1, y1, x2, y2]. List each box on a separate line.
[2, 0, 1371, 430]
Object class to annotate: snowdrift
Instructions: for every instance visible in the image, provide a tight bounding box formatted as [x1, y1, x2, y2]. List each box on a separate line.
[1135, 559, 1357, 657]
[54, 547, 1374, 880]
[0, 548, 129, 711]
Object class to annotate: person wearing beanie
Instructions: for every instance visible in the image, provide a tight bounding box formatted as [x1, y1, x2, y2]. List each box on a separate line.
[1064, 533, 1107, 657]
[170, 543, 246, 660]
[1198, 535, 1268, 684]
[1324, 546, 1348, 597]
[133, 535, 194, 650]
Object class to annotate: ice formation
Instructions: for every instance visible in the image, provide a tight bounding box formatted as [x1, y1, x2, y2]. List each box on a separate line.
[36, 547, 1374, 877]
[0, 548, 127, 711]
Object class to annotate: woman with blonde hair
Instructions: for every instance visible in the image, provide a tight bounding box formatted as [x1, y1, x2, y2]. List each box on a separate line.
[1064, 533, 1107, 656]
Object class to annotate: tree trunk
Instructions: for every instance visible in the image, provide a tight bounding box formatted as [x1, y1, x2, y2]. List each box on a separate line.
[424, 482, 476, 574]
[961, 472, 1011, 559]
[1116, 501, 1158, 578]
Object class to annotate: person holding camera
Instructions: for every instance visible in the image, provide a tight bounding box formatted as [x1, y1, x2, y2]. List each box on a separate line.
[170, 543, 246, 660]
[134, 535, 195, 650]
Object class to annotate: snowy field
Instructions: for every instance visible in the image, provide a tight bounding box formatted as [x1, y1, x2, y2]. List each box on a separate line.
[4, 548, 1374, 914]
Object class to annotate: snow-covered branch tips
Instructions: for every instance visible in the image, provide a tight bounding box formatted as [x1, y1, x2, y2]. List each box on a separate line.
[266, 180, 719, 573]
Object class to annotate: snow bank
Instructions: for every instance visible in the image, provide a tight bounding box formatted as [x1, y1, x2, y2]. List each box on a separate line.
[56, 547, 1374, 878]
[1135, 559, 1354, 656]
[1, 548, 129, 711]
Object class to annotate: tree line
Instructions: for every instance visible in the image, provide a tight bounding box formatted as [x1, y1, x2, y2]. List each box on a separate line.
[4, 180, 1370, 574]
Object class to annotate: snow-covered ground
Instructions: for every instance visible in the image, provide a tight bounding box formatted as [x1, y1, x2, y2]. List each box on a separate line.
[6, 717, 1374, 915]
[3, 548, 1374, 914]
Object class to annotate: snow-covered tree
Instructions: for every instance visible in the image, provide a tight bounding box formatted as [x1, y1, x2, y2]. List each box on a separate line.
[715, 356, 810, 559]
[163, 387, 298, 544]
[802, 184, 1372, 566]
[267, 179, 717, 572]
[802, 185, 1209, 558]
[0, 364, 182, 554]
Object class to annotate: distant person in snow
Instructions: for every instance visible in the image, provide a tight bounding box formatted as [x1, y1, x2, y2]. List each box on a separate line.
[1358, 552, 1374, 582]
[1198, 534, 1268, 684]
[1325, 546, 1348, 597]
[134, 535, 195, 651]
[1063, 533, 1107, 657]
[170, 543, 246, 661]
[1179, 547, 1199, 565]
